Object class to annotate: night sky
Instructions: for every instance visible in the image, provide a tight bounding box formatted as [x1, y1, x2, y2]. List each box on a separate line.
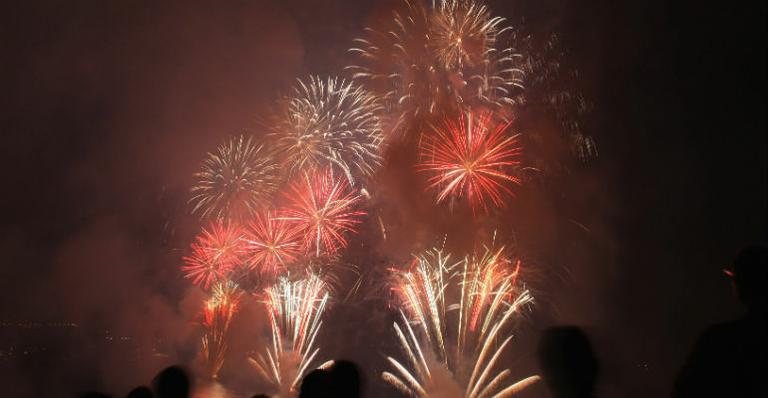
[0, 1, 765, 397]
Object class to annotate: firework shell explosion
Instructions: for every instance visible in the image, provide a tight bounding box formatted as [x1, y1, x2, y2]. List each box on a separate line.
[279, 169, 366, 258]
[271, 76, 385, 185]
[382, 246, 539, 397]
[182, 221, 244, 290]
[190, 135, 281, 221]
[348, 0, 526, 136]
[202, 281, 244, 379]
[417, 111, 523, 212]
[241, 210, 304, 276]
[250, 274, 333, 396]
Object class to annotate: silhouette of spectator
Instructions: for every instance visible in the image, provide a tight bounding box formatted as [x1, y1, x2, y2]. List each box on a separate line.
[674, 244, 767, 397]
[250, 395, 269, 398]
[126, 386, 154, 398]
[327, 360, 362, 398]
[152, 366, 191, 398]
[298, 368, 331, 398]
[538, 326, 599, 398]
[78, 392, 111, 398]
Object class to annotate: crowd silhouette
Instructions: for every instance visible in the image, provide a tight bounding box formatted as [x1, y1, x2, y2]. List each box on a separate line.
[78, 245, 766, 398]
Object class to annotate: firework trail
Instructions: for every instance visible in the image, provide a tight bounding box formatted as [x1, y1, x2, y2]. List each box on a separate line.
[182, 221, 244, 289]
[382, 246, 539, 397]
[348, 0, 525, 135]
[417, 111, 522, 212]
[202, 280, 244, 379]
[190, 135, 280, 221]
[280, 169, 365, 257]
[271, 76, 384, 184]
[242, 211, 303, 276]
[250, 274, 333, 396]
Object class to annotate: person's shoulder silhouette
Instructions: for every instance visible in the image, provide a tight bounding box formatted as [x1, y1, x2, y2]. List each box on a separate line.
[299, 368, 331, 398]
[328, 360, 362, 398]
[152, 365, 191, 398]
[674, 244, 767, 397]
[126, 386, 154, 398]
[538, 326, 598, 398]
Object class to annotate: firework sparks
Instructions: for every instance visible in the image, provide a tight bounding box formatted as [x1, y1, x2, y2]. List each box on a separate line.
[250, 274, 332, 396]
[383, 246, 538, 397]
[280, 169, 365, 257]
[182, 221, 244, 289]
[202, 280, 244, 379]
[417, 111, 522, 211]
[271, 76, 384, 184]
[190, 135, 280, 221]
[242, 211, 303, 276]
[348, 0, 525, 134]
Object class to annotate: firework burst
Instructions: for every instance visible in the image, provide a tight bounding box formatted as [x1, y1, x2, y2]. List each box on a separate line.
[202, 280, 244, 379]
[250, 274, 333, 396]
[190, 135, 280, 221]
[280, 170, 365, 257]
[242, 211, 303, 276]
[271, 76, 384, 184]
[348, 0, 525, 134]
[417, 111, 522, 212]
[382, 246, 539, 397]
[182, 221, 244, 289]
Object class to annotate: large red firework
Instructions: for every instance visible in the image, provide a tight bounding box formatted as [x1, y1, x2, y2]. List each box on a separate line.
[417, 111, 522, 211]
[241, 211, 303, 275]
[280, 170, 365, 257]
[181, 221, 244, 289]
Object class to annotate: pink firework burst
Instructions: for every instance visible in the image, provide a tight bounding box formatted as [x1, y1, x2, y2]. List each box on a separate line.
[417, 111, 522, 211]
[182, 221, 244, 289]
[281, 170, 365, 257]
[242, 211, 303, 274]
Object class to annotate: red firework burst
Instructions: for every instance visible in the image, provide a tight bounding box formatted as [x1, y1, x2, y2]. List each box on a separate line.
[182, 221, 244, 289]
[242, 211, 303, 274]
[280, 170, 365, 257]
[417, 111, 522, 211]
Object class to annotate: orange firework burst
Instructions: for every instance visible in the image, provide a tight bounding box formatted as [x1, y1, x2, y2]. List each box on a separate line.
[242, 211, 303, 275]
[417, 111, 522, 212]
[182, 221, 244, 289]
[202, 280, 243, 379]
[280, 170, 365, 257]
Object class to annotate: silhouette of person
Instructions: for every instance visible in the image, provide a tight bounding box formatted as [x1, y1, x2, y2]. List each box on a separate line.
[152, 366, 191, 398]
[298, 368, 331, 398]
[126, 386, 154, 398]
[538, 326, 599, 398]
[674, 244, 767, 397]
[250, 395, 269, 398]
[327, 360, 362, 398]
[78, 392, 111, 398]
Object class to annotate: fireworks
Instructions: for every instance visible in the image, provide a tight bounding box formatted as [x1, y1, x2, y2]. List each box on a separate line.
[417, 111, 522, 211]
[347, 0, 525, 133]
[203, 281, 244, 379]
[250, 274, 332, 396]
[280, 169, 365, 257]
[382, 246, 538, 397]
[190, 135, 280, 221]
[271, 76, 384, 184]
[242, 211, 303, 275]
[182, 221, 244, 289]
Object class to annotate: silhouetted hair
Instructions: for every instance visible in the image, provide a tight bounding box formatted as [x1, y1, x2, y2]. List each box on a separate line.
[126, 386, 154, 398]
[731, 244, 767, 308]
[152, 366, 191, 398]
[79, 392, 111, 398]
[299, 368, 331, 398]
[538, 326, 598, 398]
[328, 360, 362, 398]
[250, 395, 270, 398]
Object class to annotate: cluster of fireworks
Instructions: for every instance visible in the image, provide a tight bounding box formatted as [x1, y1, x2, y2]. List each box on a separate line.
[175, 0, 592, 396]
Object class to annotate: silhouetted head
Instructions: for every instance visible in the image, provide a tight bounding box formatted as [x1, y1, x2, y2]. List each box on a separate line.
[728, 244, 767, 312]
[126, 386, 154, 398]
[79, 392, 111, 398]
[328, 360, 362, 398]
[152, 366, 191, 398]
[250, 395, 269, 398]
[299, 368, 331, 398]
[538, 326, 598, 398]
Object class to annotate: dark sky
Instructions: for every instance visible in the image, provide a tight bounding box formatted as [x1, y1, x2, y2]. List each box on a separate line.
[0, 1, 765, 397]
